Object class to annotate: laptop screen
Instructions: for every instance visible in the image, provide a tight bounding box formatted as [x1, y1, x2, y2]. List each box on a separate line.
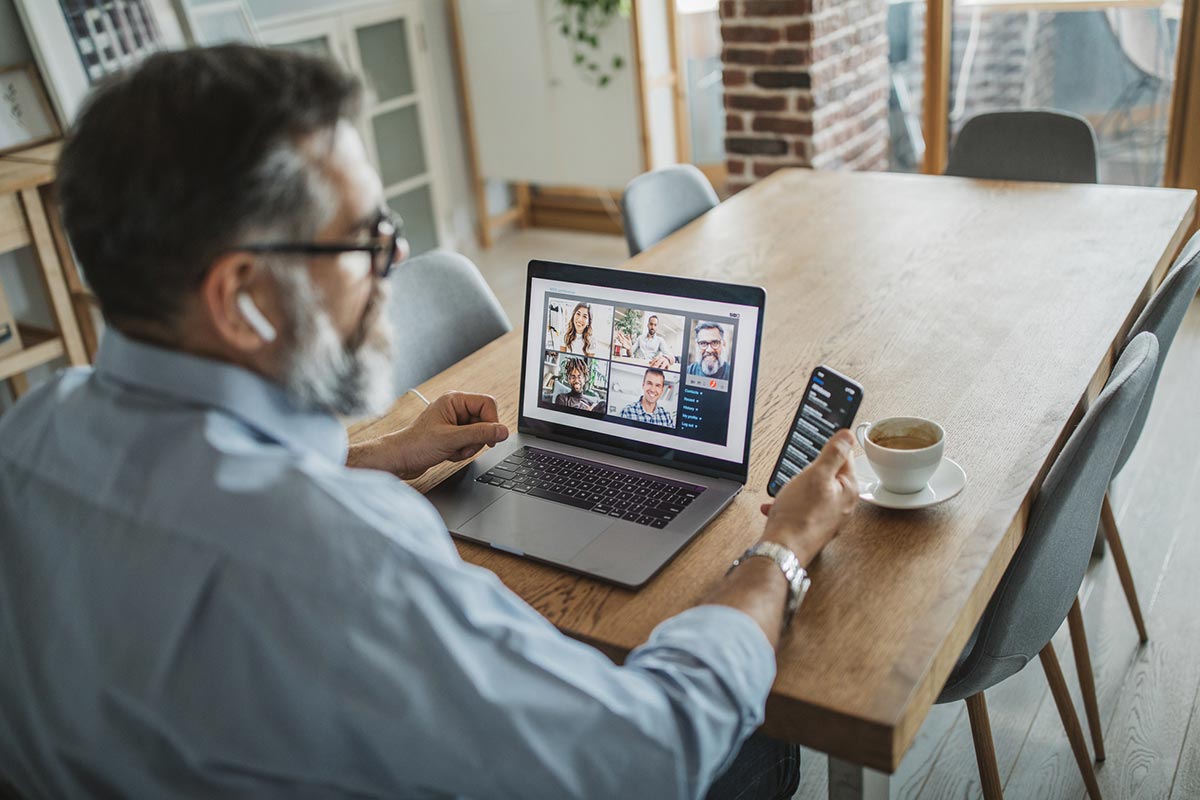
[519, 261, 765, 482]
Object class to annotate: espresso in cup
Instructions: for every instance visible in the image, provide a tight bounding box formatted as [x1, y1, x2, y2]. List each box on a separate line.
[855, 417, 945, 494]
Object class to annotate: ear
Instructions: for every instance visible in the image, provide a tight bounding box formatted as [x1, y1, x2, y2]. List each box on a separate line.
[201, 252, 279, 353]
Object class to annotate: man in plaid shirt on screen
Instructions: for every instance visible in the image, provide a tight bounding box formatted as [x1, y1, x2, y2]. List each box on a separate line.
[619, 367, 675, 428]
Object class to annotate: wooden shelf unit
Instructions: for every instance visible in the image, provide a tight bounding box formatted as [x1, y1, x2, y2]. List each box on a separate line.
[0, 141, 93, 401]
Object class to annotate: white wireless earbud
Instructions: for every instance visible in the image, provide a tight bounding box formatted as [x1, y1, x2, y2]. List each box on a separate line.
[236, 292, 277, 343]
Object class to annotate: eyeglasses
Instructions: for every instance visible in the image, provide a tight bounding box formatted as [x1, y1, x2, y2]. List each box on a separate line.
[696, 338, 724, 351]
[236, 208, 405, 280]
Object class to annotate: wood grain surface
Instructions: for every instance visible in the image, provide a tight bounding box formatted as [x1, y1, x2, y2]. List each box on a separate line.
[349, 169, 1195, 772]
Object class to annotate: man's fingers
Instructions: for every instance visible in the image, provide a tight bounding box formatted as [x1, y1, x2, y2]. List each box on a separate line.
[448, 421, 509, 451]
[760, 502, 773, 516]
[445, 392, 501, 424]
[812, 430, 854, 473]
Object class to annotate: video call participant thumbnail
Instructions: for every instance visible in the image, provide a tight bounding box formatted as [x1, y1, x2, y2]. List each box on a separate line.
[613, 311, 682, 370]
[545, 300, 613, 357]
[687, 321, 733, 384]
[619, 367, 676, 428]
[542, 354, 607, 415]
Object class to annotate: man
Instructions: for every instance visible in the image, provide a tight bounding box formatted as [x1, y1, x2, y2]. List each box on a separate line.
[619, 314, 675, 368]
[553, 357, 598, 411]
[0, 47, 858, 799]
[689, 321, 732, 382]
[620, 367, 675, 427]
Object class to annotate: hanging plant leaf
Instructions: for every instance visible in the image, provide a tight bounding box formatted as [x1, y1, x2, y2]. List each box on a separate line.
[554, 0, 629, 88]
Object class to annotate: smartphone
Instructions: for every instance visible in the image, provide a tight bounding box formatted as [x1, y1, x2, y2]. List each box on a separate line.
[767, 365, 864, 497]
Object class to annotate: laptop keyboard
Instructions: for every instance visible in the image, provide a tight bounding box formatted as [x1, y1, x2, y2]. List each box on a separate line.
[475, 446, 705, 528]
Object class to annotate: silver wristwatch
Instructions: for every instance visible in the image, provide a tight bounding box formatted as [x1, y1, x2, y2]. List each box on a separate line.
[727, 541, 811, 632]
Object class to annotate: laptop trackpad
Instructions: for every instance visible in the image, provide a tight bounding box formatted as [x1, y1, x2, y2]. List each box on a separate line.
[459, 494, 610, 563]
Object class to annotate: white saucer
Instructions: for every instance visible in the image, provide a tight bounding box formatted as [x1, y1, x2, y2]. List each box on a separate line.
[854, 455, 967, 510]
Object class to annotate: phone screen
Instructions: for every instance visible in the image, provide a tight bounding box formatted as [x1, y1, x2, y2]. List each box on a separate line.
[767, 366, 863, 497]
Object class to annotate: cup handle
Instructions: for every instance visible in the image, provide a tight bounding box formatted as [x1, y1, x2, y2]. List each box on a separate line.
[855, 421, 871, 449]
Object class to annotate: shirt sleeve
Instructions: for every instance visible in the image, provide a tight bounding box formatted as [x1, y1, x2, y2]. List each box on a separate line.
[324, 535, 777, 800]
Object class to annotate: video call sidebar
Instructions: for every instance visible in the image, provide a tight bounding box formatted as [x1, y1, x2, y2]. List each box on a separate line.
[540, 294, 739, 446]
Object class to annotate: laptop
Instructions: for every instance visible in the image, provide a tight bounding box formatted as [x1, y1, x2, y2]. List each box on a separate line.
[426, 260, 766, 587]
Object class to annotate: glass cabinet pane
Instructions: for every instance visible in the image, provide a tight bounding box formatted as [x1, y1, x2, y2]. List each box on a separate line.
[271, 36, 334, 60]
[387, 184, 437, 256]
[356, 19, 415, 104]
[373, 105, 428, 187]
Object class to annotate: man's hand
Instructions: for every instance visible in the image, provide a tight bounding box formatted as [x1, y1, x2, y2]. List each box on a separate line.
[704, 431, 858, 648]
[758, 429, 858, 567]
[347, 392, 509, 480]
[648, 354, 672, 369]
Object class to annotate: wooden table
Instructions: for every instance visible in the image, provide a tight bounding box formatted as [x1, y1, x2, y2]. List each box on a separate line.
[350, 170, 1194, 797]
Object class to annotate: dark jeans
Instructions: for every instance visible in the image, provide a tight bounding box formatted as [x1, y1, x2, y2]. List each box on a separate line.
[705, 733, 802, 800]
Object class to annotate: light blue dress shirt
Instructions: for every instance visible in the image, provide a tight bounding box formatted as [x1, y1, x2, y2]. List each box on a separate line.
[0, 331, 776, 799]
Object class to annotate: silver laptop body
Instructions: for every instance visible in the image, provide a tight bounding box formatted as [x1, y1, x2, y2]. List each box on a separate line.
[426, 260, 767, 587]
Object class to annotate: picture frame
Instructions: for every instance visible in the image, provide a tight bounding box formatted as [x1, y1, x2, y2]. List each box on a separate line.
[0, 64, 61, 157]
[14, 0, 189, 126]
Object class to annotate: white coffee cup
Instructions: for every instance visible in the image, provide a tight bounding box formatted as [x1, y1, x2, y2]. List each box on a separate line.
[854, 416, 945, 494]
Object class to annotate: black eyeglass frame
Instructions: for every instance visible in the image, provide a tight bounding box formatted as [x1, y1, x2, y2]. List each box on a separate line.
[235, 209, 405, 280]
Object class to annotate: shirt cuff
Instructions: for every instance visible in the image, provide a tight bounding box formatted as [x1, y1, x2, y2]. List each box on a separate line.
[633, 604, 777, 713]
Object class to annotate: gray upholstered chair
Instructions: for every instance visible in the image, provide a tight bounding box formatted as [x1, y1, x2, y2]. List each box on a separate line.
[1095, 230, 1200, 645]
[938, 332, 1159, 800]
[621, 164, 719, 256]
[386, 250, 511, 394]
[946, 110, 1099, 184]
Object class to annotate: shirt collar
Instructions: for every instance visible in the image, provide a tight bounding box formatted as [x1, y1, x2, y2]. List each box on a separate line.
[94, 329, 349, 464]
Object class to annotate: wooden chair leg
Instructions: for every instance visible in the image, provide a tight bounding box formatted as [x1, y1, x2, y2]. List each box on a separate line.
[965, 692, 1004, 800]
[1100, 492, 1149, 643]
[1040, 643, 1103, 800]
[6, 372, 29, 399]
[1067, 597, 1106, 761]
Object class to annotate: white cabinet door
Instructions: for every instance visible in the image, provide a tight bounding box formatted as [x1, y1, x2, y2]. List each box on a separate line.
[260, 3, 447, 255]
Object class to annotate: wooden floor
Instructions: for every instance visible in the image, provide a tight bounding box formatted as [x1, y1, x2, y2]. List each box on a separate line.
[471, 229, 1200, 800]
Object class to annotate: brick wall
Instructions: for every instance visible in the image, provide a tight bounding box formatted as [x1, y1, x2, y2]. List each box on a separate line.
[720, 0, 891, 192]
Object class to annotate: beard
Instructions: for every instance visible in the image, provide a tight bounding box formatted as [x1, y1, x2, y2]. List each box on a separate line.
[700, 354, 723, 377]
[273, 267, 396, 418]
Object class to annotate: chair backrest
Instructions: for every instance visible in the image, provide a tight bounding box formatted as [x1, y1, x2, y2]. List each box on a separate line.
[940, 333, 1158, 702]
[945, 110, 1099, 184]
[1114, 230, 1200, 475]
[621, 164, 719, 256]
[386, 250, 511, 393]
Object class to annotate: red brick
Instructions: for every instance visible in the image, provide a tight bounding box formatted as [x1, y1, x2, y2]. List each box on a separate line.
[752, 115, 814, 135]
[743, 0, 811, 14]
[723, 47, 770, 66]
[769, 47, 810, 66]
[795, 94, 814, 112]
[785, 21, 813, 41]
[727, 158, 747, 175]
[720, 0, 738, 18]
[726, 93, 787, 111]
[725, 137, 789, 155]
[723, 68, 748, 87]
[725, 112, 745, 131]
[752, 70, 812, 89]
[721, 24, 782, 44]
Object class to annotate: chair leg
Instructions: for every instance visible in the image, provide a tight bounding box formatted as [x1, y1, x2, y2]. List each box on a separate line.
[1067, 597, 1106, 761]
[965, 693, 1004, 800]
[1040, 643, 1104, 800]
[1100, 492, 1149, 643]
